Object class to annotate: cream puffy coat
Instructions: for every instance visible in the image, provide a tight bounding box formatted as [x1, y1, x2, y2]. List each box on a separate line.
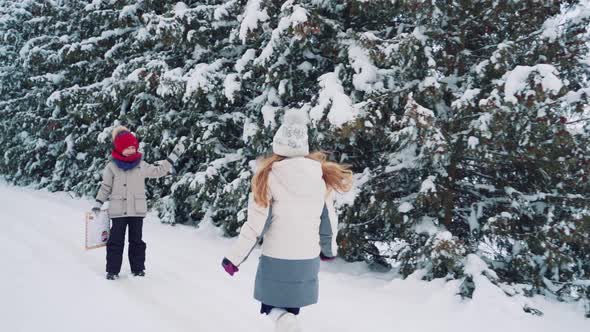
[226, 157, 338, 265]
[95, 160, 172, 218]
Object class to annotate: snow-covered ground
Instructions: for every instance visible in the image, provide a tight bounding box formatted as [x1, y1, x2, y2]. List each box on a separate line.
[1, 182, 588, 332]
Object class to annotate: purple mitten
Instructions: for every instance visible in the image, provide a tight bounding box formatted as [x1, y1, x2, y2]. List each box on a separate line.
[222, 258, 239, 276]
[320, 252, 335, 261]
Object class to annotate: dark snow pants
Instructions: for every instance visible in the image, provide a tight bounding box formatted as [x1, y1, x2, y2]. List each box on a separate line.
[260, 303, 301, 316]
[106, 217, 146, 274]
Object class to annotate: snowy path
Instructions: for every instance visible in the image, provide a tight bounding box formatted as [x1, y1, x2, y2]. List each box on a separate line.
[1, 182, 588, 332]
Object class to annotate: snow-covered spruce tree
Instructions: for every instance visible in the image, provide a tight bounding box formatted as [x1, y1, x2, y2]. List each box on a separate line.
[212, 0, 351, 235]
[0, 0, 70, 186]
[0, 0, 248, 226]
[331, 0, 590, 308]
[0, 0, 141, 191]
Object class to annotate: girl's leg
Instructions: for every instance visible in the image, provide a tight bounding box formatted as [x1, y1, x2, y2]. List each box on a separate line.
[273, 310, 302, 332]
[127, 217, 146, 273]
[260, 303, 275, 315]
[267, 308, 287, 321]
[286, 308, 300, 315]
[262, 304, 302, 332]
[261, 303, 300, 316]
[106, 218, 128, 274]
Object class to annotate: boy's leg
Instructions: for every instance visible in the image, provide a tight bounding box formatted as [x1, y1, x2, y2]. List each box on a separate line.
[106, 218, 128, 274]
[128, 217, 146, 273]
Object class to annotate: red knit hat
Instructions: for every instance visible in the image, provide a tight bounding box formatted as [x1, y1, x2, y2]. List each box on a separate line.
[113, 131, 139, 153]
[111, 126, 141, 163]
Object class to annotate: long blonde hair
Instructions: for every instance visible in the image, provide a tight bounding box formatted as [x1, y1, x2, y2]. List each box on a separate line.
[252, 152, 353, 207]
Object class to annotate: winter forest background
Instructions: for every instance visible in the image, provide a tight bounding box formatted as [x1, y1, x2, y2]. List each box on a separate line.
[1, 0, 589, 317]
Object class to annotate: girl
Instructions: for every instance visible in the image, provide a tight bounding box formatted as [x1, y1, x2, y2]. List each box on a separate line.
[92, 126, 185, 280]
[222, 110, 353, 332]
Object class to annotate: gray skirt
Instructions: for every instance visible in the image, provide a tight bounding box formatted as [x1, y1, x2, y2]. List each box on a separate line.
[254, 255, 320, 308]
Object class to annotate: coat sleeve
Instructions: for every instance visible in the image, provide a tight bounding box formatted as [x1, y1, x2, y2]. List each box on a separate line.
[140, 160, 172, 179]
[319, 190, 339, 257]
[95, 164, 114, 203]
[226, 194, 272, 267]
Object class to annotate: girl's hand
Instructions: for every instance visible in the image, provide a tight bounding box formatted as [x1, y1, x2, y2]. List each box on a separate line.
[222, 257, 239, 276]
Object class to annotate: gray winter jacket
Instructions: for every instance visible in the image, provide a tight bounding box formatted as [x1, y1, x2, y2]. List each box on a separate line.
[95, 160, 172, 218]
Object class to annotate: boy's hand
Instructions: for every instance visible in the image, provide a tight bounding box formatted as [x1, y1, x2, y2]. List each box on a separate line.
[168, 142, 186, 163]
[91, 201, 102, 214]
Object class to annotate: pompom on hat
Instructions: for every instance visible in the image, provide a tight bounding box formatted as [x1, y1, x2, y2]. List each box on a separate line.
[272, 109, 309, 157]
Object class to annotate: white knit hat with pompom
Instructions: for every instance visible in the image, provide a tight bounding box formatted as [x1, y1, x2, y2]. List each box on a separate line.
[272, 109, 309, 157]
